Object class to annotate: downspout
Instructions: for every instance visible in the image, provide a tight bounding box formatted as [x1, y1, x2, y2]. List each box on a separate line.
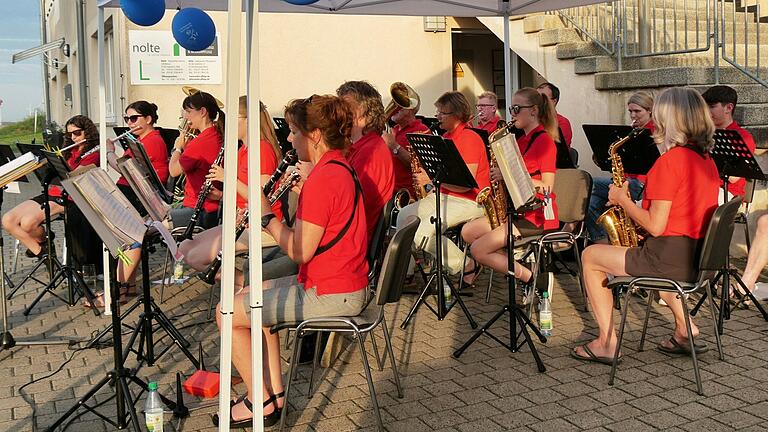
[39, 0, 52, 123]
[76, 0, 89, 116]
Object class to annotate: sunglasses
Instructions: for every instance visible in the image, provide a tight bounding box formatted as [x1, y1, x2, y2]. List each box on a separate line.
[64, 129, 84, 138]
[123, 114, 143, 123]
[435, 111, 454, 117]
[509, 104, 534, 114]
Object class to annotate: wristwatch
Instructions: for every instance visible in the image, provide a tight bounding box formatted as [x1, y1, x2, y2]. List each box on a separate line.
[392, 145, 401, 155]
[261, 213, 276, 229]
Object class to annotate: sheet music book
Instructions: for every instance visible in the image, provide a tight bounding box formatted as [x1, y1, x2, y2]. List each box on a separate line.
[490, 129, 536, 210]
[118, 158, 171, 222]
[118, 134, 172, 202]
[0, 151, 44, 188]
[62, 169, 147, 262]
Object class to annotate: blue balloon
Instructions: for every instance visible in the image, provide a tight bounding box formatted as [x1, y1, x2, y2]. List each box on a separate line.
[121, 0, 165, 26]
[284, 0, 320, 4]
[172, 8, 216, 52]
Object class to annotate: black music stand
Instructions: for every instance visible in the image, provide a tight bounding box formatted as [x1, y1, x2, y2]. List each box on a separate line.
[46, 170, 177, 432]
[583, 124, 659, 174]
[399, 134, 477, 329]
[451, 129, 546, 372]
[690, 129, 768, 333]
[19, 150, 98, 316]
[0, 145, 74, 351]
[114, 132, 174, 203]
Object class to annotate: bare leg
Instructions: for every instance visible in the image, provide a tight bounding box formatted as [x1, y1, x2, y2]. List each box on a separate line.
[657, 291, 699, 346]
[468, 222, 531, 281]
[573, 244, 630, 359]
[2, 200, 63, 253]
[741, 214, 768, 291]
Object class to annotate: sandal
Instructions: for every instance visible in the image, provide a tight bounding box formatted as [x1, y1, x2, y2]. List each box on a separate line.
[213, 396, 280, 428]
[570, 344, 622, 365]
[83, 283, 138, 309]
[657, 337, 709, 355]
[462, 258, 483, 287]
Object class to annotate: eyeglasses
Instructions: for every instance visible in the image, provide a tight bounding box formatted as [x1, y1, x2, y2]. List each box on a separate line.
[509, 104, 534, 114]
[476, 104, 495, 108]
[123, 114, 143, 123]
[64, 129, 84, 138]
[435, 111, 454, 117]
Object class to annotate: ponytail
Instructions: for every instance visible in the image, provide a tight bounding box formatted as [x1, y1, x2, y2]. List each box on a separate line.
[516, 87, 560, 143]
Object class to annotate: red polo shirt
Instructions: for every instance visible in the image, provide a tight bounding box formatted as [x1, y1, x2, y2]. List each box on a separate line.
[236, 139, 282, 221]
[117, 129, 170, 187]
[347, 131, 394, 241]
[49, 146, 101, 198]
[557, 113, 573, 148]
[518, 125, 559, 230]
[477, 115, 502, 134]
[724, 121, 756, 197]
[179, 127, 222, 213]
[642, 146, 720, 238]
[296, 150, 369, 295]
[442, 123, 491, 201]
[392, 119, 430, 197]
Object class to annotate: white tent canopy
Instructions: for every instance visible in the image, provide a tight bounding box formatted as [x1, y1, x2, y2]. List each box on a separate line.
[98, 0, 602, 16]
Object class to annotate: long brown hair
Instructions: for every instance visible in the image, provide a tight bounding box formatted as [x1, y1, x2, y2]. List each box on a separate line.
[64, 115, 99, 154]
[182, 91, 225, 139]
[516, 87, 559, 142]
[285, 95, 353, 151]
[336, 81, 386, 135]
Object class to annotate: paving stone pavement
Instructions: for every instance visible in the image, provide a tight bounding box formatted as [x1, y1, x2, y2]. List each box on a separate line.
[0, 180, 767, 431]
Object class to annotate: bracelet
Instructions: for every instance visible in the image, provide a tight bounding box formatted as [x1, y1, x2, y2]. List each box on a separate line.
[172, 147, 183, 155]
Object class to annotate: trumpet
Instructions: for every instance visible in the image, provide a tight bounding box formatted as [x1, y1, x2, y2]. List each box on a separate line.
[178, 86, 225, 141]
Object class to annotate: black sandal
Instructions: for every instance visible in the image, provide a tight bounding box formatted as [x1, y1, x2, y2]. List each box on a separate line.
[213, 395, 280, 428]
[83, 283, 138, 309]
[462, 258, 483, 286]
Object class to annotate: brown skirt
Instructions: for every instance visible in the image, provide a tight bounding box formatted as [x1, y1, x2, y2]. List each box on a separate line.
[625, 236, 702, 283]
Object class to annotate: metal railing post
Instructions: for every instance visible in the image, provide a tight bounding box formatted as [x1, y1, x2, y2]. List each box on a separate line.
[713, 0, 720, 84]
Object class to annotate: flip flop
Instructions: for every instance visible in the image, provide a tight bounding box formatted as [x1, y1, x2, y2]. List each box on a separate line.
[570, 344, 621, 365]
[658, 337, 709, 355]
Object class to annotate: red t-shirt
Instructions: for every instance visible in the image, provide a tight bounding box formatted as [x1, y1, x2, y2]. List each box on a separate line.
[557, 113, 573, 148]
[442, 123, 491, 201]
[49, 146, 101, 198]
[179, 127, 222, 213]
[724, 121, 756, 197]
[626, 120, 656, 184]
[296, 150, 369, 295]
[117, 129, 170, 187]
[517, 125, 559, 230]
[392, 119, 430, 196]
[642, 146, 720, 238]
[236, 139, 283, 220]
[347, 132, 394, 241]
[477, 115, 502, 134]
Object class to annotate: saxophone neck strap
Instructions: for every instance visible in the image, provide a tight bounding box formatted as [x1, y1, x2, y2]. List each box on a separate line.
[314, 160, 362, 256]
[521, 130, 546, 157]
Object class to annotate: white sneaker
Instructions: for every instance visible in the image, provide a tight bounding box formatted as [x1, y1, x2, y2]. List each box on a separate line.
[753, 283, 768, 301]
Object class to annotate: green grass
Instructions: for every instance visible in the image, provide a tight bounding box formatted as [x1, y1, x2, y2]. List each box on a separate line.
[0, 113, 46, 145]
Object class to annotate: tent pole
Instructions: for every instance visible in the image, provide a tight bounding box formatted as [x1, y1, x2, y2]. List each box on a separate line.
[97, 5, 112, 315]
[503, 12, 513, 122]
[218, 0, 244, 429]
[246, 0, 265, 431]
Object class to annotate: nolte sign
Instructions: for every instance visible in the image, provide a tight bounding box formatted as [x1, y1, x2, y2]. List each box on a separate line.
[129, 30, 222, 85]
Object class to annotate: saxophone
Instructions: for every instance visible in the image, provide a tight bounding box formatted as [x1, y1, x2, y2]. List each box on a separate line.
[596, 129, 643, 247]
[476, 122, 509, 229]
[393, 133, 431, 210]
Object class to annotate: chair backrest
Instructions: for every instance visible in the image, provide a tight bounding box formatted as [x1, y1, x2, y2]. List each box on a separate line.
[744, 179, 756, 205]
[552, 169, 593, 223]
[569, 147, 579, 168]
[367, 198, 395, 274]
[698, 196, 743, 275]
[374, 216, 420, 305]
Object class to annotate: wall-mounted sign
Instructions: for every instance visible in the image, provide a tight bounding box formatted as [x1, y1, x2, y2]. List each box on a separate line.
[128, 30, 221, 85]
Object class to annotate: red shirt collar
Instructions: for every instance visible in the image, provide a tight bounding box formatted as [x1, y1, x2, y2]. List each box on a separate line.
[725, 120, 741, 130]
[478, 115, 500, 128]
[444, 122, 470, 139]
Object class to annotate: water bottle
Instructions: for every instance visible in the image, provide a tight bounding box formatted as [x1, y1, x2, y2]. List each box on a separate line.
[145, 382, 164, 432]
[539, 291, 552, 337]
[443, 276, 453, 309]
[173, 261, 184, 284]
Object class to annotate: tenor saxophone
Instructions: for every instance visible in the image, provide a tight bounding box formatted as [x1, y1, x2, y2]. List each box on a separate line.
[596, 129, 643, 247]
[476, 122, 509, 229]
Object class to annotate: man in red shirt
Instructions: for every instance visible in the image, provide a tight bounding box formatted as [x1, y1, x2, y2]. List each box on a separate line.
[701, 85, 756, 198]
[475, 91, 504, 134]
[537, 82, 573, 148]
[382, 87, 430, 200]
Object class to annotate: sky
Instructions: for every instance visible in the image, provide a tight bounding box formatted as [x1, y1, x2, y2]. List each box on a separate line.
[0, 1, 43, 123]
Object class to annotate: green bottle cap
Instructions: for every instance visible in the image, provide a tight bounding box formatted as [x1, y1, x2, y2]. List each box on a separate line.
[542, 291, 549, 299]
[148, 382, 158, 391]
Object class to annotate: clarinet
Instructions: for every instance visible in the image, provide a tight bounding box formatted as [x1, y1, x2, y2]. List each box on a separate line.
[197, 168, 301, 284]
[263, 149, 297, 196]
[182, 144, 225, 240]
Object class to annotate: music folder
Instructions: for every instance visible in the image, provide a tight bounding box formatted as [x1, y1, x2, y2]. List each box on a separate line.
[582, 124, 660, 175]
[0, 145, 41, 188]
[489, 129, 536, 211]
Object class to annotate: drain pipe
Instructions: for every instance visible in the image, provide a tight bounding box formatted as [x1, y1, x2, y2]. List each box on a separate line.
[39, 0, 52, 123]
[75, 0, 89, 116]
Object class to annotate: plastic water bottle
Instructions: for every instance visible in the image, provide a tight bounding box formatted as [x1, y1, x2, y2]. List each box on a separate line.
[539, 291, 552, 337]
[145, 382, 163, 432]
[173, 261, 184, 284]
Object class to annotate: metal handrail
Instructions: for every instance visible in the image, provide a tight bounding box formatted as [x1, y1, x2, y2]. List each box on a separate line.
[558, 1, 618, 55]
[621, 0, 711, 58]
[719, 0, 768, 87]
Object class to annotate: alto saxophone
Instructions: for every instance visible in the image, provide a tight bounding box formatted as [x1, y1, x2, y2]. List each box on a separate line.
[393, 131, 431, 210]
[596, 129, 643, 247]
[476, 122, 509, 229]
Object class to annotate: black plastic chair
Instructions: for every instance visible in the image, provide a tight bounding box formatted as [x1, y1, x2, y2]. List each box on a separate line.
[606, 197, 742, 395]
[271, 216, 420, 432]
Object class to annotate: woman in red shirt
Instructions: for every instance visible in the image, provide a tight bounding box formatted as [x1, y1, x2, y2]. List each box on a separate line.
[213, 95, 368, 427]
[2, 115, 99, 259]
[394, 91, 490, 276]
[179, 97, 282, 288]
[168, 91, 224, 230]
[460, 87, 559, 290]
[573, 87, 720, 364]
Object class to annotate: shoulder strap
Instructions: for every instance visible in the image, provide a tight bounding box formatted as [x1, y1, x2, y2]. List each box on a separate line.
[314, 160, 362, 256]
[521, 130, 546, 156]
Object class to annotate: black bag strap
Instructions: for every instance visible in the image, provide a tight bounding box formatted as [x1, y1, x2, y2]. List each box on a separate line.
[521, 130, 546, 156]
[314, 160, 362, 256]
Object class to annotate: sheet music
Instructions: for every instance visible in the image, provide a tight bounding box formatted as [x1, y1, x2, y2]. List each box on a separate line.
[118, 158, 171, 222]
[0, 152, 41, 187]
[491, 131, 536, 210]
[70, 169, 147, 252]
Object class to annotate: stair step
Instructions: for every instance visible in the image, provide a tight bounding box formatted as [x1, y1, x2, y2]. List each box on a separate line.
[575, 54, 712, 74]
[539, 28, 582, 47]
[690, 83, 768, 103]
[594, 66, 768, 90]
[745, 125, 768, 148]
[735, 103, 768, 125]
[557, 42, 610, 60]
[522, 15, 563, 33]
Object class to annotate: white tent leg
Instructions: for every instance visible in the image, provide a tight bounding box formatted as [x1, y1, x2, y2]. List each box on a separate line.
[97, 5, 112, 315]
